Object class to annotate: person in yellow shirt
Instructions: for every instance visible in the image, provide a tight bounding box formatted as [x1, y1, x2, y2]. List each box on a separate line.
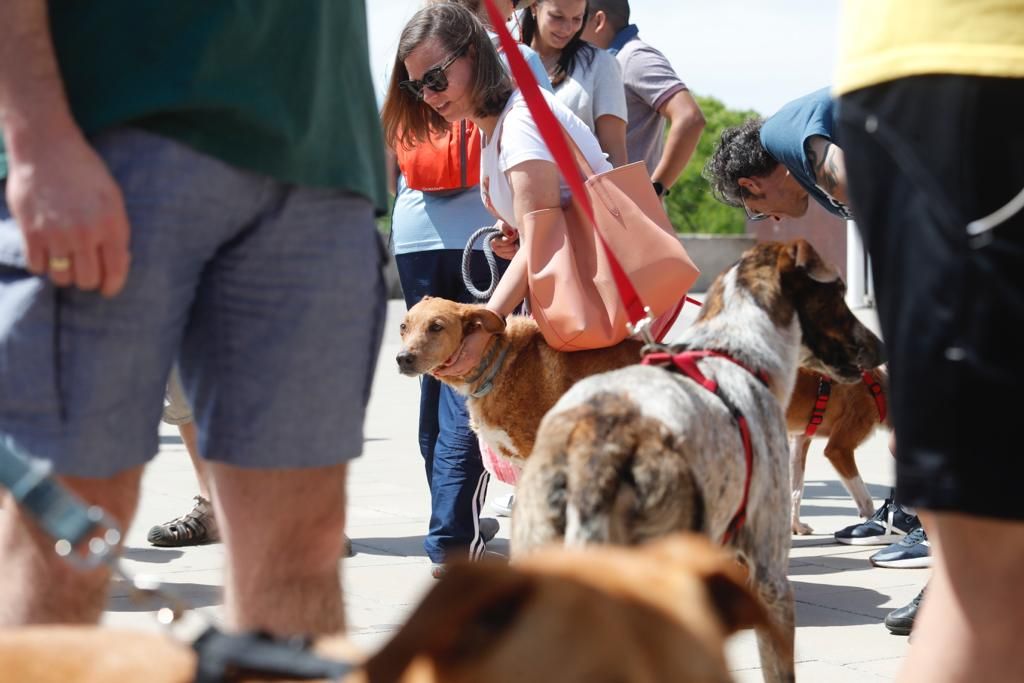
[835, 2, 1024, 682]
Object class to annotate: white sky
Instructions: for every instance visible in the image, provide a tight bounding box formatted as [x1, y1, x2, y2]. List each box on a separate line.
[366, 0, 842, 117]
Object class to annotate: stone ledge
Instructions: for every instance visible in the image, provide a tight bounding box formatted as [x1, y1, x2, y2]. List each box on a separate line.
[679, 233, 756, 293]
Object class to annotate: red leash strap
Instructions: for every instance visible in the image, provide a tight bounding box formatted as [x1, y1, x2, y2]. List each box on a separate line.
[804, 374, 832, 437]
[862, 370, 887, 423]
[641, 349, 767, 543]
[482, 0, 646, 324]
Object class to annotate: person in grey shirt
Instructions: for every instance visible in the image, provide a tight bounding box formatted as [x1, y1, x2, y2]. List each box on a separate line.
[582, 0, 705, 198]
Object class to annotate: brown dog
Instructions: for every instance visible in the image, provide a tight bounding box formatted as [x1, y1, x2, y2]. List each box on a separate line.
[786, 366, 890, 534]
[0, 535, 771, 683]
[396, 296, 643, 462]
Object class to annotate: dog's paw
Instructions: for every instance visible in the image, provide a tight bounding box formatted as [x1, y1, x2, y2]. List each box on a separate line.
[791, 520, 814, 535]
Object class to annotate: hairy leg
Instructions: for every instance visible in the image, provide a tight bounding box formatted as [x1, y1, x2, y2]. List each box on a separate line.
[207, 461, 348, 636]
[898, 512, 1024, 683]
[0, 466, 143, 625]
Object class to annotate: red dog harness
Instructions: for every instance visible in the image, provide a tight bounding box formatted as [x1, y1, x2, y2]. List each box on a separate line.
[804, 370, 888, 437]
[641, 350, 770, 545]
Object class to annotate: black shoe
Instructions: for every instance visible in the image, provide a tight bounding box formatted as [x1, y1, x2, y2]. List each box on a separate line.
[870, 526, 931, 568]
[834, 491, 919, 546]
[479, 517, 499, 543]
[885, 586, 925, 636]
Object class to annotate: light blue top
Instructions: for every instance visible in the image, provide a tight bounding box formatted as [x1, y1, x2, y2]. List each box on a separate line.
[392, 42, 552, 255]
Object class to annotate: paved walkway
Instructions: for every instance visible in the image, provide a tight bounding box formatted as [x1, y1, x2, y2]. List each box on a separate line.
[102, 298, 920, 681]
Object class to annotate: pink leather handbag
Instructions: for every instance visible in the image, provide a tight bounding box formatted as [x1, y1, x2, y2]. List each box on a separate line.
[522, 139, 699, 350]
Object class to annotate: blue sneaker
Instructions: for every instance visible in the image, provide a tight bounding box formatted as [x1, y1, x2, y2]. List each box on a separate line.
[870, 526, 931, 568]
[834, 492, 919, 546]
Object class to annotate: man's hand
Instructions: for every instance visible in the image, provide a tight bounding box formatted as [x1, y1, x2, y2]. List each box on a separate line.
[1, 0, 131, 296]
[489, 220, 519, 260]
[6, 128, 131, 296]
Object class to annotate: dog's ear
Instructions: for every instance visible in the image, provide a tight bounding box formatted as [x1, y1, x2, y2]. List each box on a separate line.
[364, 561, 535, 680]
[789, 239, 840, 284]
[466, 308, 506, 335]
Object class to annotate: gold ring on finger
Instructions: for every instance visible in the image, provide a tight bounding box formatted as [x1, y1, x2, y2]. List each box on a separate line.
[49, 256, 72, 272]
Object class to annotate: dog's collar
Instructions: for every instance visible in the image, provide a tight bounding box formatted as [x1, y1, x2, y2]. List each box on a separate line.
[192, 626, 354, 682]
[468, 340, 511, 399]
[462, 336, 502, 384]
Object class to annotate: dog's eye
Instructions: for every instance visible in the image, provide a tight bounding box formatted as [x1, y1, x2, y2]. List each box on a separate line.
[399, 323, 407, 334]
[429, 322, 444, 333]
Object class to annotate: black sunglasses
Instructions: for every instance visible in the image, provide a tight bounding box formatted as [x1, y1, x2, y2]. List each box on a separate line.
[400, 46, 468, 100]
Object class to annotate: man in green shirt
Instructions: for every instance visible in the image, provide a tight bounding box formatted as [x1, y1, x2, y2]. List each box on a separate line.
[0, 0, 386, 634]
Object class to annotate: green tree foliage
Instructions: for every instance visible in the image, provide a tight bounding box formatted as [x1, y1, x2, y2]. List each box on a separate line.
[665, 95, 760, 234]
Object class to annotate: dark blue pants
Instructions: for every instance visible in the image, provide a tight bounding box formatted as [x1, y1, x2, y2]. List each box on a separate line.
[395, 249, 501, 562]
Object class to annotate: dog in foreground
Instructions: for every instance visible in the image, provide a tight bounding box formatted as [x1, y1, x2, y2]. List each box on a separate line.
[396, 296, 643, 461]
[513, 240, 885, 683]
[0, 535, 769, 683]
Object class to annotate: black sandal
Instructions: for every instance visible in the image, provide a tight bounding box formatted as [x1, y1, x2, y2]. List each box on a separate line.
[147, 495, 220, 547]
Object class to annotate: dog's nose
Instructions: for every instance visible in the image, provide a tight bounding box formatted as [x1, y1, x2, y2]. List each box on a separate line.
[396, 350, 416, 371]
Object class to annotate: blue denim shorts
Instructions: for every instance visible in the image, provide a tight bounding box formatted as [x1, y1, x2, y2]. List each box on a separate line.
[0, 128, 386, 477]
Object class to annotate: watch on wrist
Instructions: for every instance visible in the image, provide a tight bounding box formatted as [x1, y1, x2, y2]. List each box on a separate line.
[653, 181, 669, 197]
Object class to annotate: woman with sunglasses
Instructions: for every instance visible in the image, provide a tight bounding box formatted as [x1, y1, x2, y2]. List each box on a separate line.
[435, 0, 550, 95]
[522, 0, 628, 167]
[382, 4, 613, 372]
[382, 1, 552, 576]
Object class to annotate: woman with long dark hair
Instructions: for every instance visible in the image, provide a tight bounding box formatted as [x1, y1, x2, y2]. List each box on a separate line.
[381, 2, 612, 387]
[521, 0, 628, 166]
[383, 1, 552, 574]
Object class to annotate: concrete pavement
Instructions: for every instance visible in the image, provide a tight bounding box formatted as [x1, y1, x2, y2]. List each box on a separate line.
[101, 298, 919, 681]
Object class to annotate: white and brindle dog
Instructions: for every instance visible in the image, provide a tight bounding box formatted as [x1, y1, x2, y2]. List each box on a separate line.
[512, 240, 885, 683]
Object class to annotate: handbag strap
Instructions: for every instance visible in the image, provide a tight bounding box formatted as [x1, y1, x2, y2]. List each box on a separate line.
[483, 0, 646, 324]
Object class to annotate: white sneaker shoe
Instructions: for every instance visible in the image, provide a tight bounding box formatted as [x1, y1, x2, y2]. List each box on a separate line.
[491, 493, 515, 517]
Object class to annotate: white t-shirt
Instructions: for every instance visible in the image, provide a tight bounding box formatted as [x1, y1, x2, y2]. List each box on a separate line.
[552, 46, 628, 132]
[480, 89, 613, 227]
